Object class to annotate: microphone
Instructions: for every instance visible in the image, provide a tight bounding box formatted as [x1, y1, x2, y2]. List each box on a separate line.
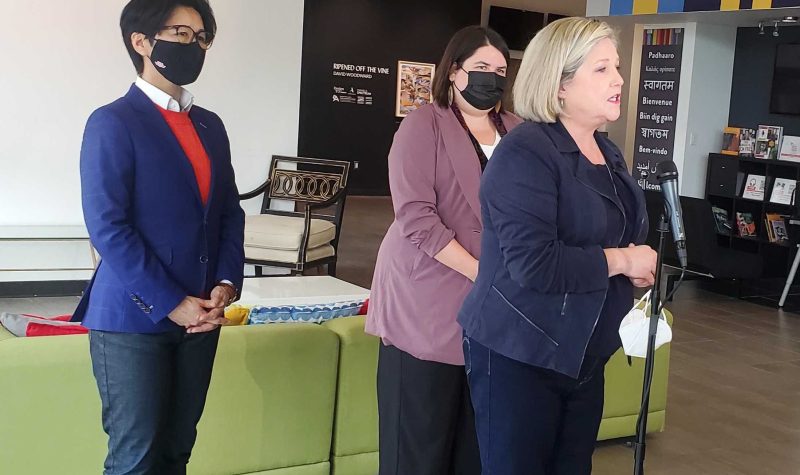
[656, 160, 688, 268]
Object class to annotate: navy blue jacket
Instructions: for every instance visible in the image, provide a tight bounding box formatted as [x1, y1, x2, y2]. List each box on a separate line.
[72, 85, 245, 333]
[458, 120, 648, 378]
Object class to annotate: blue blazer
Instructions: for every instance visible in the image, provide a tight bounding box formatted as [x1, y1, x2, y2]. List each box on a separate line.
[72, 85, 245, 333]
[458, 120, 648, 378]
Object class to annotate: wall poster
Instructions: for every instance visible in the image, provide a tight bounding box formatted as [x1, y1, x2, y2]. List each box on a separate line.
[395, 61, 436, 117]
[632, 28, 684, 191]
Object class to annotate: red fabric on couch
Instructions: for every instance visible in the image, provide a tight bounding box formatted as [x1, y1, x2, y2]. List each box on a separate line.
[0, 313, 88, 337]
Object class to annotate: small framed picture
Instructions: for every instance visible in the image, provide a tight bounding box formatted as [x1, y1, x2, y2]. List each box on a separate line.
[396, 61, 436, 118]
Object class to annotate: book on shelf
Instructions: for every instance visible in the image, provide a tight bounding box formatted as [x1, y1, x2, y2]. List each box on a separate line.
[778, 135, 800, 163]
[754, 125, 783, 160]
[739, 128, 757, 156]
[769, 178, 797, 205]
[721, 127, 741, 155]
[742, 174, 766, 201]
[773, 219, 789, 243]
[736, 212, 757, 237]
[712, 206, 733, 235]
[765, 213, 790, 243]
[765, 216, 774, 242]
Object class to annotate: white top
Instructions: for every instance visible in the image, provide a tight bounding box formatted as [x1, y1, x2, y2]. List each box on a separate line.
[479, 130, 502, 159]
[238, 276, 370, 307]
[134, 76, 194, 112]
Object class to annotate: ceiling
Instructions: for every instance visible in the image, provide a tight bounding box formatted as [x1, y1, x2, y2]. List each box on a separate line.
[485, 0, 800, 29]
[597, 6, 800, 28]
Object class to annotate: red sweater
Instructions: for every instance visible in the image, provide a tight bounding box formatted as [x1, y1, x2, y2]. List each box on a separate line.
[157, 107, 211, 204]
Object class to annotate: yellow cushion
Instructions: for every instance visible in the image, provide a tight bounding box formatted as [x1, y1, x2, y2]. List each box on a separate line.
[224, 305, 250, 326]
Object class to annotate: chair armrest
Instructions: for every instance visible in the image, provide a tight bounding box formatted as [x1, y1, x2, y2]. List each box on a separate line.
[239, 179, 271, 201]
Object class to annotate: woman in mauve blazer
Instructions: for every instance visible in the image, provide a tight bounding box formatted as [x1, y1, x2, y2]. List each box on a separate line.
[366, 26, 522, 475]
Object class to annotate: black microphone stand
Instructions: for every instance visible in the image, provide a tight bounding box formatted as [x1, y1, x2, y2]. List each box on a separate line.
[633, 213, 669, 475]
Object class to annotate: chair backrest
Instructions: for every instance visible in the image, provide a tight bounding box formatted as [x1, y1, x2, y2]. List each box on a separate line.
[260, 156, 351, 212]
[260, 156, 352, 249]
[644, 191, 719, 273]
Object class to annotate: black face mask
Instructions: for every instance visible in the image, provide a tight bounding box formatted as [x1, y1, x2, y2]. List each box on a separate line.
[148, 39, 206, 86]
[458, 69, 506, 110]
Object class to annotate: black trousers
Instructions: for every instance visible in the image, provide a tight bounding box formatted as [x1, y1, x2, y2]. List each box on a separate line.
[89, 328, 220, 475]
[377, 344, 481, 475]
[465, 336, 608, 475]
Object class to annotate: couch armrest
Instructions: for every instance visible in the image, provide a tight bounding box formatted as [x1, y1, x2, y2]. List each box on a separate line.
[323, 316, 379, 459]
[0, 323, 14, 343]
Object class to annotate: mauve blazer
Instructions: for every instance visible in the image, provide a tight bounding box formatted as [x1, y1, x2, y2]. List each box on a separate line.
[366, 104, 522, 365]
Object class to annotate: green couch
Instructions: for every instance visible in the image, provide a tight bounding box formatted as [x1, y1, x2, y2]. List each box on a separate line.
[0, 312, 672, 475]
[0, 323, 340, 475]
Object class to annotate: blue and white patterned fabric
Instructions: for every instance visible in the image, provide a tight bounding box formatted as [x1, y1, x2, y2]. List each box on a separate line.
[247, 300, 365, 325]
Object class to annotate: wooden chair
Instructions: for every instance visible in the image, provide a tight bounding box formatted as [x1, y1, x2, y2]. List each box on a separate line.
[239, 156, 351, 277]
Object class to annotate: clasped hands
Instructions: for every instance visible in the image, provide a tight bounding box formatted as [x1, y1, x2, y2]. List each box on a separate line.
[168, 285, 236, 333]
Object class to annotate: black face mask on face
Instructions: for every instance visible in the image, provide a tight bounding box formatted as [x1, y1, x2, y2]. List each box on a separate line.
[457, 69, 506, 110]
[148, 39, 206, 86]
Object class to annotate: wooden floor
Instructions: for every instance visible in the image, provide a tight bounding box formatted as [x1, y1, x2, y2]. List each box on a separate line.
[4, 196, 800, 474]
[337, 197, 800, 475]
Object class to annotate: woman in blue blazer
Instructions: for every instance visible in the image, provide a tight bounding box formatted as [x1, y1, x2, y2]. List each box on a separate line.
[458, 18, 657, 474]
[73, 1, 244, 473]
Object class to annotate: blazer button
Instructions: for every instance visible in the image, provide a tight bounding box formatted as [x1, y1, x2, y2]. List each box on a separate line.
[200, 255, 209, 264]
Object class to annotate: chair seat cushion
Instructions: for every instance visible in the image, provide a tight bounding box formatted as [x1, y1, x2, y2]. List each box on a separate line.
[245, 215, 336, 251]
[245, 244, 335, 264]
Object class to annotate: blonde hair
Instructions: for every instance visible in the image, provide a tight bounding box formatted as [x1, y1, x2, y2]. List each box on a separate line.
[513, 17, 618, 123]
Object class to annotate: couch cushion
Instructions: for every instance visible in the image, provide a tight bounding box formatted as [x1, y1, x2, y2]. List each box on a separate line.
[599, 308, 673, 440]
[0, 334, 107, 474]
[245, 215, 336, 251]
[189, 324, 340, 475]
[254, 462, 331, 475]
[0, 324, 341, 475]
[331, 453, 379, 475]
[245, 244, 335, 264]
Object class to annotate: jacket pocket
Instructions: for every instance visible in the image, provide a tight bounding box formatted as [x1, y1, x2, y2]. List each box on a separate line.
[153, 245, 173, 266]
[491, 286, 559, 347]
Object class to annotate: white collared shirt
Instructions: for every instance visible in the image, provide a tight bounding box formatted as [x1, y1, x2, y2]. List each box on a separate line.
[135, 76, 194, 112]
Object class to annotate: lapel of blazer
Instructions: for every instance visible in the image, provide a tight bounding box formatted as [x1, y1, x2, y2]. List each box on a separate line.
[124, 85, 204, 208]
[433, 105, 482, 220]
[548, 120, 648, 241]
[189, 109, 217, 213]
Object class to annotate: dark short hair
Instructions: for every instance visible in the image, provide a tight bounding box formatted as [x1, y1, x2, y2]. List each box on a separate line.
[432, 26, 510, 108]
[120, 0, 217, 74]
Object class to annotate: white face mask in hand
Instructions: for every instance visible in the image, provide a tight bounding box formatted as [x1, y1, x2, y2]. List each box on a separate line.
[618, 290, 672, 358]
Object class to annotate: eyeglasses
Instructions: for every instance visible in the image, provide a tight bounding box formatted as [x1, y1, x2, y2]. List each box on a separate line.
[157, 25, 214, 50]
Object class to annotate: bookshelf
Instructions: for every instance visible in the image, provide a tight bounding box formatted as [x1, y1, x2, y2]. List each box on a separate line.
[705, 153, 799, 277]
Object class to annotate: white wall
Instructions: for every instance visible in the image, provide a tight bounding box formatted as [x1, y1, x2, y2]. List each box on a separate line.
[680, 23, 737, 198]
[0, 0, 303, 283]
[603, 19, 736, 198]
[0, 0, 304, 226]
[605, 20, 636, 154]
